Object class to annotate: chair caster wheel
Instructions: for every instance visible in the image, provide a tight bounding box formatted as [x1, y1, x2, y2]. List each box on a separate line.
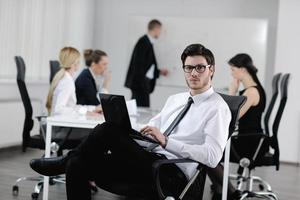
[12, 185, 19, 196]
[259, 184, 265, 191]
[49, 178, 56, 185]
[31, 192, 39, 200]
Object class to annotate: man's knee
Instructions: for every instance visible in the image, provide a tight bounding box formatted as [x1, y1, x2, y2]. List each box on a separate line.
[66, 157, 85, 177]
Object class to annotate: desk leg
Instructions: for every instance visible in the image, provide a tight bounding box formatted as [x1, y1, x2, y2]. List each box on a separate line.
[222, 138, 231, 200]
[42, 123, 52, 200]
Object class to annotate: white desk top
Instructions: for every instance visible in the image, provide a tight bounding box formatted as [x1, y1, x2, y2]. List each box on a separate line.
[46, 114, 148, 130]
[47, 115, 105, 129]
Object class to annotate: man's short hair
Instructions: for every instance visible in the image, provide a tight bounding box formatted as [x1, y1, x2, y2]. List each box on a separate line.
[181, 44, 215, 66]
[148, 19, 162, 31]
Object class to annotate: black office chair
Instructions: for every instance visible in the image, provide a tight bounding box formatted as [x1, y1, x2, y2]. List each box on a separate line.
[49, 60, 60, 83]
[13, 56, 81, 200]
[97, 93, 246, 200]
[264, 73, 282, 137]
[229, 73, 290, 200]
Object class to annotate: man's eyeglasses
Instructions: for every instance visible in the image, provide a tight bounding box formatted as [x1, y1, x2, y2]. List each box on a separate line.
[183, 64, 211, 73]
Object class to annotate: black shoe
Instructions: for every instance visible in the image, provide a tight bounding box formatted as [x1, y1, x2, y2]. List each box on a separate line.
[30, 154, 70, 176]
[212, 190, 243, 200]
[229, 190, 243, 200]
[211, 192, 222, 200]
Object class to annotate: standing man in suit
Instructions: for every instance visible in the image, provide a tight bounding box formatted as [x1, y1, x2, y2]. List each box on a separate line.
[125, 19, 169, 107]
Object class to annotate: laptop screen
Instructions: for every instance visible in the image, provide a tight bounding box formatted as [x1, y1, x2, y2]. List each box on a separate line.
[99, 93, 132, 131]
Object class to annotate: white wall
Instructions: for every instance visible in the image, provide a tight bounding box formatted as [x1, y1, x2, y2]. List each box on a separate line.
[0, 0, 96, 148]
[274, 0, 300, 163]
[0, 0, 96, 80]
[94, 0, 279, 110]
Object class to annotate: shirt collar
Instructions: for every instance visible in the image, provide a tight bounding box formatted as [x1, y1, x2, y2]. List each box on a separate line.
[147, 34, 156, 44]
[189, 87, 214, 105]
[88, 67, 97, 81]
[65, 71, 74, 80]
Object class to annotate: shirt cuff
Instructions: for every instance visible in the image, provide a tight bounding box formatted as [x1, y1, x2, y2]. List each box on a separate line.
[77, 106, 88, 115]
[86, 105, 96, 112]
[165, 138, 185, 156]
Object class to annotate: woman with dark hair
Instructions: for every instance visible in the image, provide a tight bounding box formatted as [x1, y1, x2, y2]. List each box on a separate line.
[75, 49, 111, 106]
[210, 54, 268, 200]
[228, 53, 268, 159]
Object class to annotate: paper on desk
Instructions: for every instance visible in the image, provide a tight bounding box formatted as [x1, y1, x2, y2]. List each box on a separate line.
[126, 99, 137, 116]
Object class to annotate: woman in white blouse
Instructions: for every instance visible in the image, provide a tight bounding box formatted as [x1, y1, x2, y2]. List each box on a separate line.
[46, 47, 101, 116]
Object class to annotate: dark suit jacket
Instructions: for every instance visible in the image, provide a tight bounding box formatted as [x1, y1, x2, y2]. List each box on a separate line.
[124, 35, 160, 93]
[75, 68, 100, 105]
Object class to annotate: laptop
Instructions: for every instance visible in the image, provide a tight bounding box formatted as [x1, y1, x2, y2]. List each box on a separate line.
[99, 93, 158, 144]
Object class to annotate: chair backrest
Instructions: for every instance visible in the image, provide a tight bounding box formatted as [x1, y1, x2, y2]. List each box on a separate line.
[264, 73, 282, 136]
[15, 56, 34, 151]
[49, 60, 60, 83]
[218, 93, 247, 138]
[271, 73, 290, 170]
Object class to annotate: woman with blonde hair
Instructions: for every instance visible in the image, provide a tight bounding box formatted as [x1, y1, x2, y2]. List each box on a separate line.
[46, 47, 101, 116]
[47, 47, 100, 193]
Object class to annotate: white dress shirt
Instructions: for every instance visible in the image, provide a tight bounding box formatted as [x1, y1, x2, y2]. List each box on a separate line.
[51, 71, 95, 116]
[138, 87, 231, 179]
[145, 34, 156, 79]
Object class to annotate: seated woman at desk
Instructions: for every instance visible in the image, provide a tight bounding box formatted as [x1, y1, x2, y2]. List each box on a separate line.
[210, 53, 268, 199]
[46, 47, 101, 116]
[75, 49, 111, 106]
[46, 46, 101, 192]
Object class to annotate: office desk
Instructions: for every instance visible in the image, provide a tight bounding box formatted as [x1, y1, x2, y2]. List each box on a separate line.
[42, 115, 104, 200]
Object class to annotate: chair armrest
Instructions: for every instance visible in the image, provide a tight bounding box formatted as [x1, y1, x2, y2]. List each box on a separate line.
[231, 132, 269, 166]
[35, 115, 47, 121]
[152, 158, 204, 199]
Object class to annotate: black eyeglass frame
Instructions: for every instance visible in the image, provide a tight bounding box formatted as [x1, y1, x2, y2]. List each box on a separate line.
[182, 64, 211, 73]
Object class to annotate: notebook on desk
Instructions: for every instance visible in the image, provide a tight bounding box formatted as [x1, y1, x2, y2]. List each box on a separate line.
[99, 93, 158, 144]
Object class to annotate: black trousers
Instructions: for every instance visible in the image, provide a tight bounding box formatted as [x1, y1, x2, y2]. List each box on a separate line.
[65, 122, 187, 200]
[131, 89, 150, 107]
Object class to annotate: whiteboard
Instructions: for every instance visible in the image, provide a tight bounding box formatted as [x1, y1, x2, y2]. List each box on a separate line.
[127, 17, 268, 89]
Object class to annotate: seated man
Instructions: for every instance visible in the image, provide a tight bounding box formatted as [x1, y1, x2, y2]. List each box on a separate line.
[30, 44, 238, 200]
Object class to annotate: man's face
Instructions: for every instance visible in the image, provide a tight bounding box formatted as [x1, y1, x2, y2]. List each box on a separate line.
[183, 55, 214, 91]
[151, 26, 162, 39]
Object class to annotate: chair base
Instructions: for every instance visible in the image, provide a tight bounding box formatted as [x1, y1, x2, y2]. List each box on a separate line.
[240, 191, 278, 200]
[230, 171, 278, 200]
[12, 175, 65, 200]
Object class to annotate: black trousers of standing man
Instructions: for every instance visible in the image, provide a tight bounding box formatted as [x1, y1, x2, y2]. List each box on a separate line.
[65, 122, 187, 200]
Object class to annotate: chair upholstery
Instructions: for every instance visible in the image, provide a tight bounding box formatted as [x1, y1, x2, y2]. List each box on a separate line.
[99, 94, 246, 200]
[264, 73, 281, 137]
[15, 56, 44, 151]
[49, 60, 60, 83]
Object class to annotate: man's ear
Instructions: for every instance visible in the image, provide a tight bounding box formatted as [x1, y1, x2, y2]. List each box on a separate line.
[210, 65, 215, 79]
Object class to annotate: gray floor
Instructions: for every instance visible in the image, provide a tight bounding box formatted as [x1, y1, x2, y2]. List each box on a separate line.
[0, 147, 300, 200]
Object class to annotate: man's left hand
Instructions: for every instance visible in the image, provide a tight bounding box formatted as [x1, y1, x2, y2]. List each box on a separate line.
[140, 126, 167, 147]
